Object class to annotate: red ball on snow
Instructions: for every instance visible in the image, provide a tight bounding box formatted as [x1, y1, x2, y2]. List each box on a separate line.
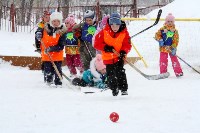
[109, 112, 119, 122]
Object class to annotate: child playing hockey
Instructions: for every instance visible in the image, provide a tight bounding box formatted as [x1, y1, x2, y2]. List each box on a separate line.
[35, 11, 51, 53]
[94, 12, 132, 96]
[72, 10, 97, 70]
[64, 15, 84, 78]
[35, 11, 51, 73]
[72, 54, 107, 89]
[155, 13, 183, 77]
[35, 11, 66, 87]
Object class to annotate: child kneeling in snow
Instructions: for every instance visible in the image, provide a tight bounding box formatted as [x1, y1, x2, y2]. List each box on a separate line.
[72, 54, 107, 89]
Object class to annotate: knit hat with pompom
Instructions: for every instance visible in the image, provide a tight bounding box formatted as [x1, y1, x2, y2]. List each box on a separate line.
[165, 13, 175, 23]
[65, 15, 76, 26]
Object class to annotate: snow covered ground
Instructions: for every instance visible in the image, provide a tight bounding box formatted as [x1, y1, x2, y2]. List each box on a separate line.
[0, 0, 200, 132]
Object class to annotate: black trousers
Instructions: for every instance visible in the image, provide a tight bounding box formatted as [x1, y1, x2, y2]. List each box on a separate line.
[43, 61, 62, 85]
[106, 61, 128, 91]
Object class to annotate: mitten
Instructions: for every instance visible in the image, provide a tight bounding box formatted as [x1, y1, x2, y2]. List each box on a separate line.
[104, 45, 114, 53]
[170, 47, 177, 56]
[158, 39, 164, 46]
[72, 78, 87, 87]
[96, 81, 107, 89]
[35, 32, 42, 41]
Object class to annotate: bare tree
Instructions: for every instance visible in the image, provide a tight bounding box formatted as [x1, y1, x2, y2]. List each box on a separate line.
[20, 0, 26, 25]
[26, 0, 34, 25]
[62, 0, 70, 19]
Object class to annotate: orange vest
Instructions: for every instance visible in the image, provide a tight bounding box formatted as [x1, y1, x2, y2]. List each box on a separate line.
[102, 30, 126, 61]
[41, 30, 64, 61]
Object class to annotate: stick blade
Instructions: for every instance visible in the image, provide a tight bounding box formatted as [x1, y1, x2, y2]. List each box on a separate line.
[146, 72, 170, 80]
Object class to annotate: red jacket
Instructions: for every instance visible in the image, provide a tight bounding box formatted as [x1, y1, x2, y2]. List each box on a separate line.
[94, 21, 132, 64]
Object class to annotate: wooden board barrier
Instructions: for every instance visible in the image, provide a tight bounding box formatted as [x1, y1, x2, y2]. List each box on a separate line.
[0, 56, 140, 70]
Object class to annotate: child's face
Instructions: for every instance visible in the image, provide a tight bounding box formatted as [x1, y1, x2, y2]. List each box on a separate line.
[52, 19, 61, 27]
[99, 68, 106, 75]
[43, 15, 50, 22]
[65, 22, 71, 28]
[166, 21, 174, 26]
[110, 24, 120, 32]
[85, 18, 93, 25]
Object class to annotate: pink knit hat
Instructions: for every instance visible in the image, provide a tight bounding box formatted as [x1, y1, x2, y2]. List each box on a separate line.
[95, 54, 106, 71]
[65, 15, 75, 26]
[165, 13, 175, 23]
[101, 15, 109, 26]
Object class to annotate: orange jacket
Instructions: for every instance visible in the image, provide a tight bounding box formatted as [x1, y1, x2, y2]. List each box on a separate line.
[41, 29, 64, 61]
[101, 29, 126, 61]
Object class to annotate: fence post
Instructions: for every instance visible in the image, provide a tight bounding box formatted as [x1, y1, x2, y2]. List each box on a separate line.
[10, 3, 15, 32]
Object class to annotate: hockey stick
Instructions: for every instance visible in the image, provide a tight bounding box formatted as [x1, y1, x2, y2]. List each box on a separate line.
[83, 88, 109, 94]
[41, 41, 63, 81]
[176, 55, 200, 75]
[113, 49, 170, 80]
[83, 41, 94, 59]
[131, 9, 162, 38]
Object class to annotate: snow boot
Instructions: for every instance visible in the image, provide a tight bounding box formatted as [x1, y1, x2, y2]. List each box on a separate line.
[121, 91, 128, 95]
[176, 72, 183, 78]
[112, 88, 119, 96]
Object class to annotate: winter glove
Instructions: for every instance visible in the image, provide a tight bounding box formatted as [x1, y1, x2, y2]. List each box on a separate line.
[96, 81, 107, 89]
[35, 32, 42, 41]
[170, 47, 177, 56]
[158, 39, 164, 46]
[104, 45, 114, 53]
[118, 50, 126, 67]
[44, 47, 51, 54]
[72, 78, 87, 87]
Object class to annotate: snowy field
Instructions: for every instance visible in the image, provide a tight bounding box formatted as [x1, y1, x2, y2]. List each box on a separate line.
[0, 0, 200, 132]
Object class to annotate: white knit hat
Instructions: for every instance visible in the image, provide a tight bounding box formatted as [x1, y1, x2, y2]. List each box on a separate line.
[84, 10, 95, 19]
[50, 11, 63, 27]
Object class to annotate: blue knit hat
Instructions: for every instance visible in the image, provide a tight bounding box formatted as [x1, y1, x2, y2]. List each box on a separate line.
[109, 12, 121, 25]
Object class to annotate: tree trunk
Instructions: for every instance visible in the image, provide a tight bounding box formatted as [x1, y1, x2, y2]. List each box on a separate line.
[62, 0, 70, 19]
[35, 0, 40, 24]
[57, 0, 61, 12]
[26, 0, 34, 25]
[132, 0, 137, 18]
[20, 0, 26, 25]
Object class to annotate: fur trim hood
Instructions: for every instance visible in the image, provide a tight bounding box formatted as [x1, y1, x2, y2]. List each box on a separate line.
[90, 57, 101, 82]
[44, 23, 67, 36]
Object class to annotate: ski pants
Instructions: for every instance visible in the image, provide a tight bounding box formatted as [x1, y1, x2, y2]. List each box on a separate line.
[106, 61, 128, 91]
[79, 41, 96, 70]
[66, 54, 84, 75]
[160, 52, 183, 76]
[43, 61, 62, 85]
